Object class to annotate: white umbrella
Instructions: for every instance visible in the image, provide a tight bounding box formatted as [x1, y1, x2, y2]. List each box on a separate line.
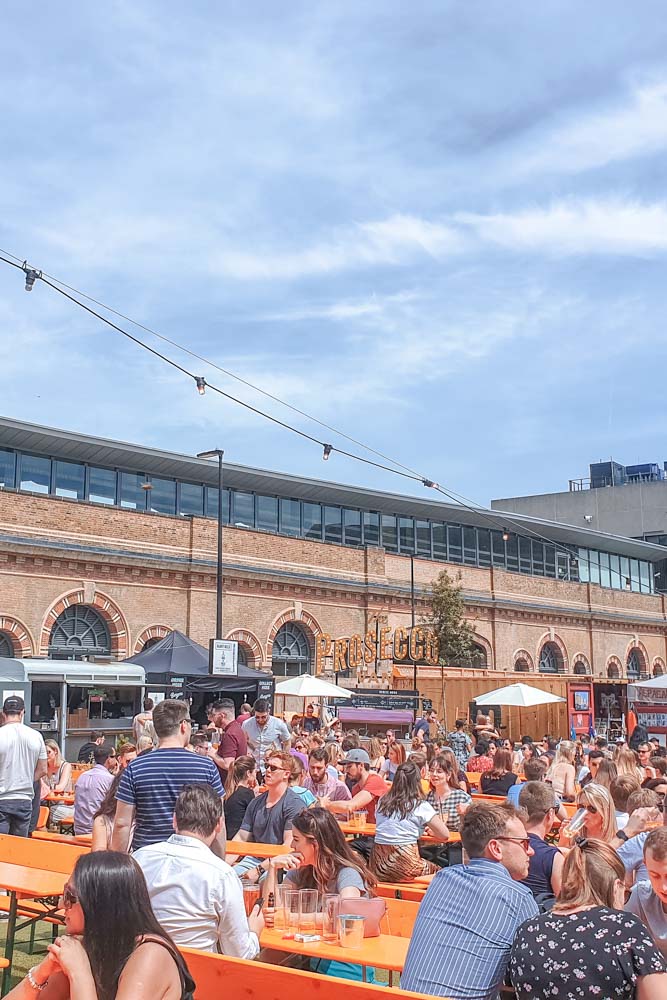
[473, 683, 565, 708]
[274, 675, 353, 699]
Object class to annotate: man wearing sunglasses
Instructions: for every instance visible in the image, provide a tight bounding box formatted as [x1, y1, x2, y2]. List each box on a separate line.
[402, 802, 538, 1000]
[112, 699, 226, 857]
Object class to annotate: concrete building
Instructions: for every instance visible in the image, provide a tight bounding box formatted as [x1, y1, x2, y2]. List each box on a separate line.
[2, 417, 667, 739]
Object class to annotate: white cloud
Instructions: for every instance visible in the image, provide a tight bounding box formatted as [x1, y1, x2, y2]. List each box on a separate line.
[212, 214, 463, 280]
[457, 198, 667, 255]
[519, 80, 667, 176]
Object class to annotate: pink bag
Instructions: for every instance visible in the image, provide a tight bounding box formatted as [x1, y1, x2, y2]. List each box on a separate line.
[336, 897, 387, 937]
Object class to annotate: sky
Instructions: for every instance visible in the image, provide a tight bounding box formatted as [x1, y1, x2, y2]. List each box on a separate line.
[2, 2, 667, 508]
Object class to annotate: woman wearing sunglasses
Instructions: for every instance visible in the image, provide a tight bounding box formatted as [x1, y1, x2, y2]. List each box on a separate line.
[9, 851, 194, 999]
[559, 783, 617, 846]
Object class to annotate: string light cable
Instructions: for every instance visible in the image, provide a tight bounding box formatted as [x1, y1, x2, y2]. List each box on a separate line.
[0, 250, 642, 577]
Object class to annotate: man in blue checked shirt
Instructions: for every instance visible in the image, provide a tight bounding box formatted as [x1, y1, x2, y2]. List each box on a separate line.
[402, 802, 539, 1000]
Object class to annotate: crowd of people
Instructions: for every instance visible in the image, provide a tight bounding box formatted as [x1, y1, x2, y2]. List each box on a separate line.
[2, 692, 667, 997]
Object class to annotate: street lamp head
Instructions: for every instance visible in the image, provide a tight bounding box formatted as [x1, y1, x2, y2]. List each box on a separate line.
[197, 449, 224, 460]
[23, 263, 41, 292]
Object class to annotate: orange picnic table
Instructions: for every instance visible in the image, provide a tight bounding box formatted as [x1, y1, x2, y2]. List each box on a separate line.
[44, 792, 75, 805]
[0, 861, 68, 992]
[226, 840, 285, 859]
[260, 927, 409, 982]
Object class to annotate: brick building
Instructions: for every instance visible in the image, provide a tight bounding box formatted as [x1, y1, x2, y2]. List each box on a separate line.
[1, 416, 667, 737]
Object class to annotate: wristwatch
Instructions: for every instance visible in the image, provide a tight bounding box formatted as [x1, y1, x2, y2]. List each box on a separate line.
[616, 829, 629, 843]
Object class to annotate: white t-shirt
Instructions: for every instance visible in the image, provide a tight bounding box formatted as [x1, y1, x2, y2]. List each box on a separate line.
[375, 800, 436, 845]
[0, 723, 47, 801]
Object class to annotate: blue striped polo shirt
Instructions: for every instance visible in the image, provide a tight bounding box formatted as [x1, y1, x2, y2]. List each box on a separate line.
[116, 747, 224, 850]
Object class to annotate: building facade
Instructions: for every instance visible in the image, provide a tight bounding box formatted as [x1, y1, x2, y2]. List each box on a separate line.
[2, 418, 667, 734]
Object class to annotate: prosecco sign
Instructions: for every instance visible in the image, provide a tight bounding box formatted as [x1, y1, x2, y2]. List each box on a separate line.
[315, 626, 439, 673]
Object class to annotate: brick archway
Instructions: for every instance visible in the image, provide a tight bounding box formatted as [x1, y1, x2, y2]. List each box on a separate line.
[225, 628, 264, 669]
[0, 616, 35, 657]
[625, 639, 649, 679]
[606, 655, 623, 679]
[134, 625, 172, 654]
[40, 590, 129, 659]
[572, 653, 591, 675]
[470, 633, 493, 668]
[653, 657, 665, 678]
[536, 632, 569, 673]
[265, 608, 324, 662]
[513, 648, 534, 672]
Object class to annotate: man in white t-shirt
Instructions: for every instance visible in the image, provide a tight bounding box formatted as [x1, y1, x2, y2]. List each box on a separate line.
[0, 696, 47, 837]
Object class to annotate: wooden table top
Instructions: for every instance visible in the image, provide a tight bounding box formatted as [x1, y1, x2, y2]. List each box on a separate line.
[45, 793, 75, 804]
[0, 862, 67, 899]
[226, 841, 286, 858]
[260, 927, 409, 972]
[338, 821, 461, 844]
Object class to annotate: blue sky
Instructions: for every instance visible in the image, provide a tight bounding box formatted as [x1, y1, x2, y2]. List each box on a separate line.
[2, 2, 667, 507]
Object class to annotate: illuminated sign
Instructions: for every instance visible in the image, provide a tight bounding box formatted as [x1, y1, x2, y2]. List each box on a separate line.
[315, 627, 439, 673]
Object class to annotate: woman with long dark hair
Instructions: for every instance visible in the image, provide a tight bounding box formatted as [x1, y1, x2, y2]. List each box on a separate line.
[223, 755, 257, 839]
[8, 851, 194, 999]
[370, 761, 450, 881]
[480, 748, 518, 796]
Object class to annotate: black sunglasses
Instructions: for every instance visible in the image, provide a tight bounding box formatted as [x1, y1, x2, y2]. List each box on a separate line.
[61, 884, 78, 909]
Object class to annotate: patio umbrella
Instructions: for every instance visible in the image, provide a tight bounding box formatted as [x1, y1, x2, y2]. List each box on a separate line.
[473, 683, 565, 708]
[274, 675, 352, 699]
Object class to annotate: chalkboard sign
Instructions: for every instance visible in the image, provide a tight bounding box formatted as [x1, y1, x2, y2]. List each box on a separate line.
[330, 689, 419, 712]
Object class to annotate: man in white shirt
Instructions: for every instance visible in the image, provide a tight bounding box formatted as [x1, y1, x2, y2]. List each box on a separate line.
[134, 783, 262, 957]
[0, 696, 47, 837]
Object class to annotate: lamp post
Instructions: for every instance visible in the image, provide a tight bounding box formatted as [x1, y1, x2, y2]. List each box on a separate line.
[197, 449, 224, 640]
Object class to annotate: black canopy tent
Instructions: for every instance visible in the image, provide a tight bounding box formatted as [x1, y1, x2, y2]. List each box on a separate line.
[122, 630, 274, 703]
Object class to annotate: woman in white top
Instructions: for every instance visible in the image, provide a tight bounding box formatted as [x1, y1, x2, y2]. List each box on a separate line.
[546, 740, 577, 801]
[370, 761, 450, 882]
[43, 740, 74, 825]
[379, 742, 406, 782]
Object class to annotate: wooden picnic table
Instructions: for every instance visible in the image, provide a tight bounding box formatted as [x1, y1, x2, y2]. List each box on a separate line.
[44, 792, 75, 805]
[338, 821, 461, 844]
[225, 841, 286, 859]
[260, 927, 409, 982]
[0, 862, 67, 992]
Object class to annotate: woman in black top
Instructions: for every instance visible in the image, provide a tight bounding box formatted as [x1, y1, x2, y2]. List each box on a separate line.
[224, 754, 257, 839]
[480, 749, 517, 796]
[510, 838, 667, 999]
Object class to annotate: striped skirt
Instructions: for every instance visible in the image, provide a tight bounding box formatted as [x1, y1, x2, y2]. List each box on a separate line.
[369, 841, 438, 882]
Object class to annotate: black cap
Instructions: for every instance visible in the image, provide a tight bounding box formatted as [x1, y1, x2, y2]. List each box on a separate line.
[3, 696, 24, 714]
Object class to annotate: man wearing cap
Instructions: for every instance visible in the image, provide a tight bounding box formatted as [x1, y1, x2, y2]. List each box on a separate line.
[321, 748, 387, 823]
[0, 696, 48, 837]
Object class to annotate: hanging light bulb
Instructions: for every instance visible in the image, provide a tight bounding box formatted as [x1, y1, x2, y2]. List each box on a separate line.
[502, 528, 510, 542]
[195, 377, 206, 396]
[322, 444, 332, 460]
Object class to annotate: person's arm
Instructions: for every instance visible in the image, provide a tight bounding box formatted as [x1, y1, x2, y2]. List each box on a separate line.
[54, 762, 72, 794]
[324, 789, 374, 814]
[424, 815, 450, 842]
[216, 874, 262, 958]
[90, 816, 109, 853]
[34, 757, 48, 782]
[110, 801, 135, 853]
[610, 807, 655, 850]
[550, 850, 565, 896]
[562, 765, 576, 801]
[3, 950, 69, 999]
[279, 723, 291, 752]
[211, 803, 227, 859]
[45, 937, 98, 1000]
[637, 974, 667, 1000]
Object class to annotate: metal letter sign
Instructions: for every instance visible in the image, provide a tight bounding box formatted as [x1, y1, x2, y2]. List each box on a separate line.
[209, 639, 239, 676]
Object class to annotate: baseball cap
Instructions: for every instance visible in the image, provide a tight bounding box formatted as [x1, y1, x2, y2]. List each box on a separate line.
[3, 696, 24, 714]
[339, 748, 370, 765]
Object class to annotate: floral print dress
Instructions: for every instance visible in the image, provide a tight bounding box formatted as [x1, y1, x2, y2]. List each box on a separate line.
[510, 907, 667, 999]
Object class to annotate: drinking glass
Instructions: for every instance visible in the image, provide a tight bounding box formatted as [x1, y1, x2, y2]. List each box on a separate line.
[322, 893, 340, 942]
[338, 913, 365, 948]
[299, 888, 319, 933]
[273, 884, 287, 930]
[351, 809, 367, 829]
[282, 888, 301, 934]
[240, 880, 261, 917]
[562, 807, 587, 838]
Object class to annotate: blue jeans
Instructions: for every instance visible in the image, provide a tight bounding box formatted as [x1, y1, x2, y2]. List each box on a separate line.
[0, 798, 33, 837]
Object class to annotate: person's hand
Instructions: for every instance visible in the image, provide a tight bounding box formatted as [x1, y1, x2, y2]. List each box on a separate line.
[624, 807, 662, 838]
[47, 936, 93, 981]
[456, 802, 468, 816]
[270, 853, 301, 871]
[31, 947, 62, 983]
[248, 902, 265, 936]
[319, 796, 332, 810]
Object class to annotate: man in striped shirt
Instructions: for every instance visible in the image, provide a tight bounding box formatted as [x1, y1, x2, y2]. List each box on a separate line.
[402, 802, 539, 999]
[112, 699, 226, 855]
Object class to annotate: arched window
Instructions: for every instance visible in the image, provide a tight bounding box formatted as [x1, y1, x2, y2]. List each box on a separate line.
[654, 661, 665, 678]
[271, 622, 311, 676]
[49, 605, 111, 659]
[514, 658, 530, 672]
[0, 632, 14, 658]
[627, 649, 643, 680]
[573, 659, 590, 675]
[468, 644, 487, 668]
[539, 642, 563, 674]
[141, 636, 163, 651]
[607, 663, 620, 679]
[237, 644, 247, 667]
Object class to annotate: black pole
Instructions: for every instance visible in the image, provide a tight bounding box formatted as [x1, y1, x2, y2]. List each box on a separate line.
[411, 555, 417, 693]
[216, 452, 224, 640]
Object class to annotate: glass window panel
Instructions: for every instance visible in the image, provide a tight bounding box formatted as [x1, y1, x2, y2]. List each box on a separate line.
[89, 467, 116, 506]
[629, 559, 641, 591]
[609, 554, 621, 589]
[0, 450, 16, 488]
[256, 495, 278, 532]
[599, 551, 611, 588]
[620, 556, 630, 589]
[491, 530, 506, 568]
[588, 549, 600, 585]
[463, 527, 477, 565]
[303, 503, 323, 541]
[179, 482, 203, 517]
[506, 534, 519, 571]
[519, 537, 532, 573]
[324, 506, 343, 544]
[147, 477, 176, 514]
[416, 520, 431, 557]
[478, 529, 491, 567]
[205, 487, 230, 522]
[544, 545, 556, 577]
[531, 540, 545, 575]
[381, 514, 398, 552]
[20, 454, 51, 494]
[232, 491, 255, 528]
[556, 551, 570, 580]
[577, 548, 590, 583]
[447, 525, 462, 563]
[363, 511, 380, 547]
[120, 472, 146, 510]
[433, 523, 446, 559]
[280, 498, 301, 537]
[640, 561, 651, 593]
[54, 460, 85, 500]
[343, 509, 362, 547]
[399, 517, 415, 553]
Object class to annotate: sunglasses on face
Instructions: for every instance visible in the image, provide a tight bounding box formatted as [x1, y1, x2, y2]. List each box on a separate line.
[265, 763, 286, 773]
[584, 803, 598, 815]
[61, 884, 78, 909]
[495, 836, 531, 853]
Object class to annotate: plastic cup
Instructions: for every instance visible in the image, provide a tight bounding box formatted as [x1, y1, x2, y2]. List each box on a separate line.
[240, 880, 261, 917]
[322, 893, 340, 942]
[299, 888, 319, 933]
[563, 807, 587, 838]
[338, 913, 365, 948]
[273, 884, 287, 930]
[351, 809, 367, 829]
[282, 888, 300, 933]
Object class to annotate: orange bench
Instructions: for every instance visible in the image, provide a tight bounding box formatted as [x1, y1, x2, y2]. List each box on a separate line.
[181, 948, 435, 1000]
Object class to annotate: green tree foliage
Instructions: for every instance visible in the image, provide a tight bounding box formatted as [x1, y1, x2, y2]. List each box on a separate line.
[425, 568, 480, 666]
